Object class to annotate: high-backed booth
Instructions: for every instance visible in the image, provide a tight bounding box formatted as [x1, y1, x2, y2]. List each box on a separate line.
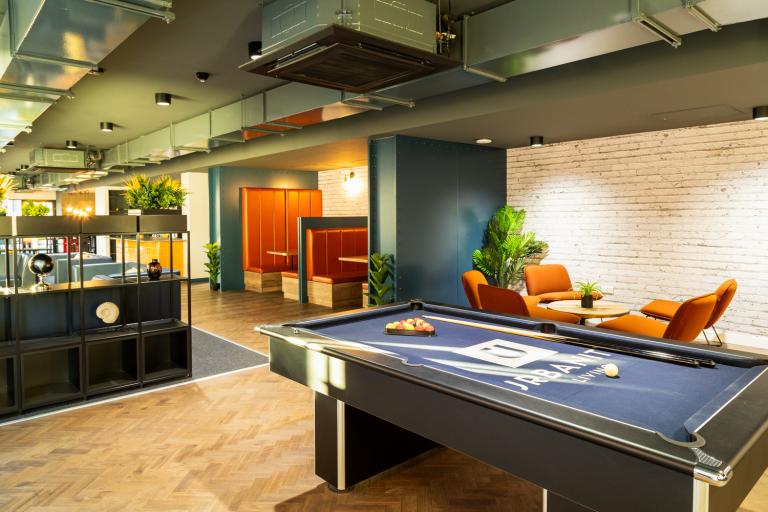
[282, 227, 368, 307]
[241, 187, 322, 292]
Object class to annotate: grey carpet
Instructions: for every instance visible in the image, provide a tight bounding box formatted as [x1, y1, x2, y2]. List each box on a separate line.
[1, 327, 268, 425]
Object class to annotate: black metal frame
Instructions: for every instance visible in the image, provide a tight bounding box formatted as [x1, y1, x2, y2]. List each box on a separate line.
[262, 300, 768, 512]
[0, 215, 192, 418]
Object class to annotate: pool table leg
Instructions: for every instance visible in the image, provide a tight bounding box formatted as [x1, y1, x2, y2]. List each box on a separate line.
[314, 392, 436, 491]
[543, 489, 595, 511]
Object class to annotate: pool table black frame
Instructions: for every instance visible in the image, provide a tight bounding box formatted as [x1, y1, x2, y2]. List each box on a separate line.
[260, 300, 768, 512]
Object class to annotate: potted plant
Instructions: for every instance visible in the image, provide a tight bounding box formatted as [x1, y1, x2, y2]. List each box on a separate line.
[576, 281, 601, 308]
[472, 206, 548, 289]
[365, 252, 394, 306]
[203, 242, 221, 291]
[123, 174, 187, 215]
[21, 201, 51, 217]
[0, 175, 16, 216]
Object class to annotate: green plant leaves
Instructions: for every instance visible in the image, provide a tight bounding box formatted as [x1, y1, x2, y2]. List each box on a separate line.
[472, 206, 548, 289]
[364, 252, 394, 305]
[123, 174, 188, 210]
[21, 201, 50, 217]
[203, 242, 221, 282]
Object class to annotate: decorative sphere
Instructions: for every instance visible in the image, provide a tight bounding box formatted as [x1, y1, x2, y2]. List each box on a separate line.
[28, 253, 54, 276]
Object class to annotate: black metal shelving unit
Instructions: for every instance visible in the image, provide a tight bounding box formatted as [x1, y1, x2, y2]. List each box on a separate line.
[0, 214, 191, 416]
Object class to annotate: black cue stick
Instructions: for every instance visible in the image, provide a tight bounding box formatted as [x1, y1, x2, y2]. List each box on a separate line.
[423, 315, 717, 369]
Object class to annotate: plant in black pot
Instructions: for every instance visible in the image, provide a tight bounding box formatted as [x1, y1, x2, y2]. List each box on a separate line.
[203, 242, 221, 291]
[576, 281, 601, 308]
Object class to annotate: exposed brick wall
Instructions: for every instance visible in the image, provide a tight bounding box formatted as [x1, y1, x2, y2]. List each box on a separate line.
[507, 120, 768, 343]
[318, 166, 369, 217]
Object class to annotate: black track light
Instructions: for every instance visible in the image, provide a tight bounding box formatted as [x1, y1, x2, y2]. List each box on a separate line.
[66, 140, 78, 149]
[753, 106, 768, 121]
[155, 92, 172, 106]
[100, 121, 114, 132]
[530, 135, 544, 147]
[249, 41, 262, 60]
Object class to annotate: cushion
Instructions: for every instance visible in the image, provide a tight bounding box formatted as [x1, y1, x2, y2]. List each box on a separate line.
[523, 295, 541, 308]
[528, 306, 580, 324]
[281, 271, 299, 279]
[362, 282, 369, 291]
[597, 315, 667, 339]
[536, 291, 582, 303]
[639, 299, 680, 321]
[312, 272, 368, 285]
[248, 265, 288, 274]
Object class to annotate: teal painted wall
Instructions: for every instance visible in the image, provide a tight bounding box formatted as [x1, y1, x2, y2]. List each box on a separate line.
[208, 167, 318, 291]
[369, 136, 506, 306]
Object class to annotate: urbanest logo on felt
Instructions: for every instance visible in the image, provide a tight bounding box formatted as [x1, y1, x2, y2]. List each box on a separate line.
[451, 339, 614, 392]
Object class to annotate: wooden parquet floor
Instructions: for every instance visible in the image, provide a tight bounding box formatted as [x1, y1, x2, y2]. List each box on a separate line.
[0, 284, 765, 511]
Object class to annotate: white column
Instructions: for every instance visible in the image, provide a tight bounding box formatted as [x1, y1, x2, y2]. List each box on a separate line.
[94, 187, 111, 256]
[181, 172, 210, 279]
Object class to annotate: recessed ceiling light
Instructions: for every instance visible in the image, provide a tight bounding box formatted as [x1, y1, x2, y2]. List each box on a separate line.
[100, 121, 114, 132]
[530, 135, 544, 147]
[155, 92, 172, 106]
[195, 71, 210, 83]
[754, 106, 768, 121]
[248, 41, 262, 60]
[475, 138, 493, 144]
[66, 140, 78, 149]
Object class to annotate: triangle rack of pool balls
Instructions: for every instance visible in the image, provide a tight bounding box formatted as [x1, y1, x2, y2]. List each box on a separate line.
[385, 317, 436, 336]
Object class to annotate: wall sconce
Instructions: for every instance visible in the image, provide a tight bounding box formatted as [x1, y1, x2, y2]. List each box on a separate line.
[342, 171, 363, 196]
[65, 205, 93, 218]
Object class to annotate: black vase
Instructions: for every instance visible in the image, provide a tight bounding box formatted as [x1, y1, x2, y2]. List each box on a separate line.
[147, 259, 163, 280]
[580, 294, 594, 309]
[210, 280, 220, 291]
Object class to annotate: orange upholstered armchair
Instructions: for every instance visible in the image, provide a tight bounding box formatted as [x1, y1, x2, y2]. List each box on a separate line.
[639, 279, 737, 346]
[523, 264, 603, 303]
[478, 285, 580, 324]
[462, 270, 541, 310]
[598, 293, 717, 343]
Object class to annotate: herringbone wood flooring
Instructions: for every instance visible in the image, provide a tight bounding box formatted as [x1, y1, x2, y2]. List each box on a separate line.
[0, 284, 765, 511]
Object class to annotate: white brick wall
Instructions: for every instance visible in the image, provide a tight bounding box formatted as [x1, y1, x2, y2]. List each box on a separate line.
[507, 120, 768, 345]
[318, 166, 369, 217]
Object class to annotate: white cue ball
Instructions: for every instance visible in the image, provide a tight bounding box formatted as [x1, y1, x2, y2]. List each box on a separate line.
[604, 363, 619, 378]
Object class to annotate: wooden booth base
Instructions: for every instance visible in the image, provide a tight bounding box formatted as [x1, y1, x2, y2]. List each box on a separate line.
[281, 276, 364, 308]
[244, 271, 283, 293]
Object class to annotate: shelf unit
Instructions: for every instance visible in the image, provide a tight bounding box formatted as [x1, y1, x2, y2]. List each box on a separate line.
[0, 214, 191, 416]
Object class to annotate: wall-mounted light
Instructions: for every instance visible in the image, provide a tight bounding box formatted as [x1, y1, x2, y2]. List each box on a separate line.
[155, 92, 172, 106]
[530, 135, 544, 147]
[342, 171, 363, 196]
[475, 138, 493, 144]
[249, 41, 262, 60]
[66, 140, 78, 149]
[100, 121, 114, 132]
[753, 106, 768, 121]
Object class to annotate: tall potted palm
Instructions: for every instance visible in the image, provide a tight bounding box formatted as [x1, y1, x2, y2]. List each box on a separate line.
[472, 206, 548, 289]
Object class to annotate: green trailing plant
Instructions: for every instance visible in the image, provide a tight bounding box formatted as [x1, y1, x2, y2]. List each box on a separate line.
[21, 201, 51, 217]
[472, 206, 548, 289]
[123, 174, 187, 210]
[0, 175, 16, 216]
[365, 252, 394, 306]
[575, 281, 601, 298]
[203, 242, 221, 290]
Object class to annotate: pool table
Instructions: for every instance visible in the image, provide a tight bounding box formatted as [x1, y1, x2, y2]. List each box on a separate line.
[260, 300, 768, 512]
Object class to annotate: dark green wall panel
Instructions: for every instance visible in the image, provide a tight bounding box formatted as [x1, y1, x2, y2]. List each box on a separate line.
[208, 167, 318, 291]
[369, 136, 505, 307]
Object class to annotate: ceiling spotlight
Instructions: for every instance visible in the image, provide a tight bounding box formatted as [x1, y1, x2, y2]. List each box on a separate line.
[23, 126, 32, 134]
[753, 106, 768, 121]
[100, 121, 114, 132]
[20, 164, 28, 170]
[530, 135, 544, 147]
[88, 67, 105, 76]
[248, 41, 262, 60]
[66, 140, 78, 149]
[6, 141, 13, 147]
[474, 138, 493, 145]
[195, 71, 210, 83]
[155, 92, 172, 106]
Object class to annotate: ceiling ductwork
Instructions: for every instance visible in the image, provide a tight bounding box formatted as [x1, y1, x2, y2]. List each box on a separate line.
[240, 0, 458, 92]
[100, 81, 405, 171]
[0, 0, 174, 151]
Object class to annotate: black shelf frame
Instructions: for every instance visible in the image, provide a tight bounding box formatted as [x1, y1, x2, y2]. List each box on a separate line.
[0, 215, 192, 417]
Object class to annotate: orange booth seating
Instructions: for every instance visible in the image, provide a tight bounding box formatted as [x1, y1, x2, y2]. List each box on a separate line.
[242, 188, 322, 292]
[524, 264, 604, 303]
[598, 293, 717, 343]
[639, 279, 737, 346]
[281, 227, 368, 307]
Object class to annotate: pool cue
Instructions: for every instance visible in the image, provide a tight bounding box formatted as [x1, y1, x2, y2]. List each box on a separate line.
[423, 315, 716, 369]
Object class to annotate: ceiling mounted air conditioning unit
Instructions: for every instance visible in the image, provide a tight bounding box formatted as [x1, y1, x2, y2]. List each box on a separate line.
[240, 0, 458, 93]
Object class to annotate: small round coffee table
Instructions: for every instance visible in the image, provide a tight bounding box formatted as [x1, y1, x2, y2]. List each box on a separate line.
[547, 300, 630, 325]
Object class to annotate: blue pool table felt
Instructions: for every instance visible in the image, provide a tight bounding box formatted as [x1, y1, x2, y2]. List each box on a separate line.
[308, 311, 765, 442]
